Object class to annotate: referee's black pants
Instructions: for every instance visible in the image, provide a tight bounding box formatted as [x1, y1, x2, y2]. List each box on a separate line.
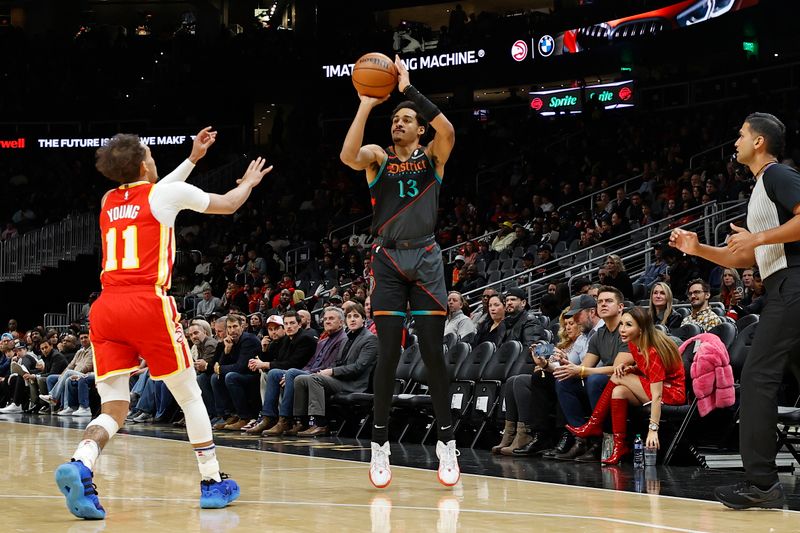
[740, 266, 800, 486]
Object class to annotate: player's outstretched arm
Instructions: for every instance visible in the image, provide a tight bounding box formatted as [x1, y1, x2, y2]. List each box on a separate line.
[205, 157, 272, 215]
[395, 55, 455, 169]
[340, 95, 388, 172]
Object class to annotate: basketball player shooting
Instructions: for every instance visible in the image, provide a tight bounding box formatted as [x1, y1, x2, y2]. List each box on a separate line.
[340, 55, 460, 488]
[54, 127, 272, 519]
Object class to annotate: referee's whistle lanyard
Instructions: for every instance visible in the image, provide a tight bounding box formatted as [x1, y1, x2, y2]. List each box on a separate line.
[755, 160, 778, 179]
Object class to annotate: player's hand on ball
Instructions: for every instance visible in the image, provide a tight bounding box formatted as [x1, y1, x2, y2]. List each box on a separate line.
[669, 228, 699, 255]
[237, 157, 273, 188]
[189, 126, 217, 163]
[394, 54, 410, 92]
[358, 93, 390, 108]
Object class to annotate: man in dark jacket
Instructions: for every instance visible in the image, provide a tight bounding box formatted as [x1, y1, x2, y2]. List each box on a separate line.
[246, 310, 317, 435]
[293, 303, 378, 436]
[210, 314, 262, 430]
[501, 287, 546, 347]
[0, 341, 39, 413]
[33, 339, 67, 412]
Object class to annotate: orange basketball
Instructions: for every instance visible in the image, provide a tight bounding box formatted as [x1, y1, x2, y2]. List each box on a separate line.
[352, 53, 397, 98]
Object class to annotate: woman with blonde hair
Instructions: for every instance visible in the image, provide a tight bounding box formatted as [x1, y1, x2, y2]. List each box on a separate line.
[603, 254, 633, 299]
[718, 268, 742, 308]
[567, 306, 685, 464]
[492, 307, 582, 457]
[649, 282, 682, 328]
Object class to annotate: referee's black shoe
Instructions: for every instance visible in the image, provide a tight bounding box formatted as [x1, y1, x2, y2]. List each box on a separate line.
[714, 481, 785, 510]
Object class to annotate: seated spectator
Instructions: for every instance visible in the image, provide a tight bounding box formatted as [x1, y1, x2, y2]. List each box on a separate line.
[0, 334, 14, 407]
[222, 280, 250, 313]
[196, 288, 222, 318]
[470, 288, 497, 329]
[681, 279, 722, 332]
[731, 269, 766, 319]
[717, 268, 743, 309]
[31, 339, 67, 413]
[210, 314, 262, 430]
[247, 313, 265, 338]
[649, 282, 682, 329]
[175, 319, 219, 427]
[533, 243, 557, 276]
[251, 307, 346, 437]
[637, 243, 669, 290]
[293, 303, 379, 436]
[127, 377, 175, 423]
[552, 286, 632, 462]
[568, 306, 685, 464]
[501, 288, 545, 346]
[40, 330, 93, 411]
[184, 273, 212, 312]
[0, 341, 39, 413]
[490, 221, 516, 253]
[472, 294, 505, 347]
[64, 373, 95, 417]
[603, 255, 634, 300]
[243, 310, 317, 435]
[493, 306, 581, 457]
[445, 291, 476, 340]
[454, 263, 486, 294]
[57, 333, 79, 363]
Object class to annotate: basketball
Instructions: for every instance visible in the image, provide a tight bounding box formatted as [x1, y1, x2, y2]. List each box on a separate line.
[352, 52, 397, 98]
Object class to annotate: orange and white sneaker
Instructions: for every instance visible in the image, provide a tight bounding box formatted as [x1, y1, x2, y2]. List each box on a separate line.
[436, 440, 461, 486]
[369, 442, 392, 488]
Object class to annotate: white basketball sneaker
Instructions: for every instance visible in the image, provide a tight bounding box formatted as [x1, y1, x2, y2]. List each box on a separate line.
[436, 440, 461, 487]
[369, 442, 392, 488]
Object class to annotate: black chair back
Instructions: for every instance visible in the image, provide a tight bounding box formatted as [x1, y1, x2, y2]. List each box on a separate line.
[480, 341, 523, 381]
[708, 322, 737, 352]
[455, 341, 495, 381]
[728, 321, 759, 381]
[670, 323, 703, 341]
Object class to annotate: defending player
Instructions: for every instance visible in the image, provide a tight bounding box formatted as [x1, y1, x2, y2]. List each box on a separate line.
[55, 128, 272, 519]
[340, 55, 460, 488]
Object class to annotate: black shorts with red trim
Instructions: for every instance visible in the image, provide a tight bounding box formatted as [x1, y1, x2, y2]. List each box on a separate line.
[370, 241, 447, 317]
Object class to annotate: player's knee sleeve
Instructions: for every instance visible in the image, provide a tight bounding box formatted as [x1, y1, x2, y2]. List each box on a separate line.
[163, 368, 212, 444]
[96, 373, 131, 403]
[162, 368, 203, 406]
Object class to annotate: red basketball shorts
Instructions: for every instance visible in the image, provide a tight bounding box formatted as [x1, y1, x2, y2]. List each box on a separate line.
[89, 286, 192, 381]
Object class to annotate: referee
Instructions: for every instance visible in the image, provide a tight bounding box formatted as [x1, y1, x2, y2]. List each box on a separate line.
[671, 112, 800, 509]
[340, 55, 460, 488]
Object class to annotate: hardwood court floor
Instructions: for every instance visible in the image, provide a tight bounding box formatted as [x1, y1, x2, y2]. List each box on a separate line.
[2, 419, 799, 532]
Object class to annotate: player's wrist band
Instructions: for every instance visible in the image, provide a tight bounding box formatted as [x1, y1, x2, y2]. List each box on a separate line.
[402, 85, 441, 122]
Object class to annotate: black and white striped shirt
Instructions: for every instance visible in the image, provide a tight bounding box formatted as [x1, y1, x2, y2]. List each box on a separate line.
[746, 163, 800, 279]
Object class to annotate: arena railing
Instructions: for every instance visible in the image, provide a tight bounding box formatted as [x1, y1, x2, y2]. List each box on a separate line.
[460, 200, 747, 310]
[557, 172, 644, 216]
[0, 212, 99, 283]
[688, 138, 737, 170]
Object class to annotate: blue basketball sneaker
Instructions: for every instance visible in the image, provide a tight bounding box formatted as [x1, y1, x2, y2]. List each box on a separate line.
[55, 460, 106, 520]
[200, 473, 240, 509]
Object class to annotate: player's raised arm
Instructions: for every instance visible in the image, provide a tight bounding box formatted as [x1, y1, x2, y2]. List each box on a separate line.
[205, 157, 272, 215]
[394, 55, 455, 170]
[159, 126, 218, 184]
[340, 94, 389, 172]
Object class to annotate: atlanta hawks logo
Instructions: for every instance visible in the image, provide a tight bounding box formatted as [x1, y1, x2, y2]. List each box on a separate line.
[174, 324, 185, 344]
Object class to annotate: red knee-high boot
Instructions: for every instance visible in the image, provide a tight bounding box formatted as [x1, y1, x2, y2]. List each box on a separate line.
[602, 398, 630, 465]
[566, 380, 616, 438]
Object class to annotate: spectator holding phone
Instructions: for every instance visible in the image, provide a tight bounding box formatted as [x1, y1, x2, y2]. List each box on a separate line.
[718, 268, 743, 308]
[492, 306, 582, 457]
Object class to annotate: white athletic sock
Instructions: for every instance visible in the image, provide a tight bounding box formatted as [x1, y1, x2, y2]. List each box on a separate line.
[72, 439, 101, 472]
[195, 444, 221, 482]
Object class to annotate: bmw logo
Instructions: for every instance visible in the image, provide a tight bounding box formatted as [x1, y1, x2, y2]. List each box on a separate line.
[538, 35, 555, 57]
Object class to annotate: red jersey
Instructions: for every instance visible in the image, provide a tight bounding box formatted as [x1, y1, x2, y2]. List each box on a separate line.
[100, 182, 174, 289]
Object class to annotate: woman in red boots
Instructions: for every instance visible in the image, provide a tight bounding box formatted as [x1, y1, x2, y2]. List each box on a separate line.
[566, 306, 685, 465]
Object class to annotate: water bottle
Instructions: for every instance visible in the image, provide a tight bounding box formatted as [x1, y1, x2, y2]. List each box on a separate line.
[633, 434, 645, 469]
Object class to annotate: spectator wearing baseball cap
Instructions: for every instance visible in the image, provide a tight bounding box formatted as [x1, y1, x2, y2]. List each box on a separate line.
[450, 255, 466, 289]
[501, 287, 546, 346]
